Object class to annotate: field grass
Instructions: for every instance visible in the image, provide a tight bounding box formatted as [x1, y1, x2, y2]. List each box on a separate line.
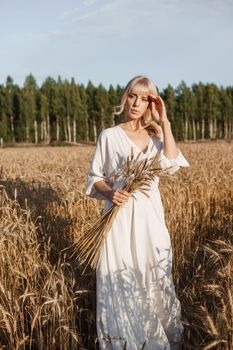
[0, 140, 232, 349]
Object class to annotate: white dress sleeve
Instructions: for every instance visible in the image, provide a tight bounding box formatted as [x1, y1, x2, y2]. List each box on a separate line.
[86, 130, 109, 200]
[158, 130, 190, 175]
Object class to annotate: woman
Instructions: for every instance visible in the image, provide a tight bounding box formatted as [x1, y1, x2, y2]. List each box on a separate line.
[86, 76, 190, 350]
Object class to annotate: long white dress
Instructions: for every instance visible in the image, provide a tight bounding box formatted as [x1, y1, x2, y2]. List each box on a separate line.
[86, 125, 190, 350]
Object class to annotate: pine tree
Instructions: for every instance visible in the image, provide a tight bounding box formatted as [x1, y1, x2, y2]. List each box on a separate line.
[19, 74, 37, 143]
[219, 87, 233, 139]
[205, 83, 221, 139]
[78, 83, 89, 141]
[192, 83, 206, 140]
[41, 77, 59, 143]
[4, 76, 19, 142]
[162, 85, 177, 137]
[86, 81, 97, 141]
[93, 84, 110, 134]
[0, 84, 9, 143]
[176, 81, 193, 141]
[108, 85, 119, 126]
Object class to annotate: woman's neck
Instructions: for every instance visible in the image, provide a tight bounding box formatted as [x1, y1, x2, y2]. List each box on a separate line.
[121, 118, 144, 132]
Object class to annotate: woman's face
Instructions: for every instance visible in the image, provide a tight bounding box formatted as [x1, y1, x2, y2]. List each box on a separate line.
[124, 87, 150, 121]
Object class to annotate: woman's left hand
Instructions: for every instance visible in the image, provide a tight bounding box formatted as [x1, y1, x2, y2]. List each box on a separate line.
[148, 95, 169, 125]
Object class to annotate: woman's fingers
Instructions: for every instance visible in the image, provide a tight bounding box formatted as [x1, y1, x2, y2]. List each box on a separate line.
[148, 96, 162, 113]
[112, 189, 131, 206]
[150, 101, 157, 113]
[148, 94, 163, 106]
[118, 189, 130, 197]
[148, 94, 160, 101]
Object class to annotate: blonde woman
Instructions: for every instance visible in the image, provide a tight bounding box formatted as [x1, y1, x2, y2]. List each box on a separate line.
[86, 76, 189, 349]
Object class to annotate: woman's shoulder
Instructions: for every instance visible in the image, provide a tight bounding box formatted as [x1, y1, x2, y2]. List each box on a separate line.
[98, 125, 119, 138]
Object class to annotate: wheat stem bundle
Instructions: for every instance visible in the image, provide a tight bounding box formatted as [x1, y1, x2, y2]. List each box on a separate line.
[76, 148, 175, 273]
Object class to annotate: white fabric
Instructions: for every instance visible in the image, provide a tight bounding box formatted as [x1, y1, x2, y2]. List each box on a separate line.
[86, 125, 190, 350]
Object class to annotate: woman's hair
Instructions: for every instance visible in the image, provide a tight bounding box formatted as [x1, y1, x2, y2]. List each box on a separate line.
[113, 75, 162, 139]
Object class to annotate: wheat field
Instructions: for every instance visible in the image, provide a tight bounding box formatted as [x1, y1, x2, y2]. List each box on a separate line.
[0, 140, 232, 350]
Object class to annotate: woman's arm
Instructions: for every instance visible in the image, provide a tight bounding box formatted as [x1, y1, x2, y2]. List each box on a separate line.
[86, 129, 130, 204]
[160, 120, 179, 159]
[94, 180, 131, 206]
[149, 94, 179, 159]
[93, 180, 113, 201]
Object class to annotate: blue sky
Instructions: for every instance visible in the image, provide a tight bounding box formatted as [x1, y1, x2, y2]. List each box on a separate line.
[0, 0, 233, 90]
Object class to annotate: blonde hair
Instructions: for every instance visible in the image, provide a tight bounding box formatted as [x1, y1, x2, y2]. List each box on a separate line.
[113, 75, 162, 139]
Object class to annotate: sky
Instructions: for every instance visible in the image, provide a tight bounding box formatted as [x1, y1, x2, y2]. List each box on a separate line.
[0, 0, 233, 90]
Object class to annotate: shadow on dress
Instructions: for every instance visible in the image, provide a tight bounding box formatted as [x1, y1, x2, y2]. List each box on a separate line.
[96, 247, 183, 350]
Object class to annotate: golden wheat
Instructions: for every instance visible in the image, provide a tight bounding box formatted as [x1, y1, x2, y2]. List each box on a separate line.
[0, 140, 232, 349]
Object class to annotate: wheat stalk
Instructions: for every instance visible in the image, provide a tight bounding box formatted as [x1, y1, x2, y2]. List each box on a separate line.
[75, 149, 175, 273]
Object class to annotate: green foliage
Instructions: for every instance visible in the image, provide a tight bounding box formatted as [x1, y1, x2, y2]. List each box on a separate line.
[0, 76, 232, 144]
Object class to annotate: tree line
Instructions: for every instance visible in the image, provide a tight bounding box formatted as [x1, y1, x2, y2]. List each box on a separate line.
[0, 74, 232, 144]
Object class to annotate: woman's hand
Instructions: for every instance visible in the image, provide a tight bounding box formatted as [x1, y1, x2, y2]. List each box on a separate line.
[110, 188, 131, 206]
[93, 181, 131, 205]
[148, 95, 170, 126]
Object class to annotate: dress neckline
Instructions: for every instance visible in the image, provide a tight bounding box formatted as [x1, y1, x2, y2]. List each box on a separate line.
[116, 125, 153, 155]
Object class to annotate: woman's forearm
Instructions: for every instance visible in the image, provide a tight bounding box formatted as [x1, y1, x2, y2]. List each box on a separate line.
[160, 120, 179, 159]
[93, 180, 113, 201]
[94, 180, 131, 206]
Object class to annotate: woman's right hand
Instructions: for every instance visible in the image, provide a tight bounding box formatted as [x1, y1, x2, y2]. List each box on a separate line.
[109, 188, 131, 206]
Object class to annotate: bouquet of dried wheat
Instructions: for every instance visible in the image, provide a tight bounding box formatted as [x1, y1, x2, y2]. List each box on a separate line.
[76, 149, 175, 273]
